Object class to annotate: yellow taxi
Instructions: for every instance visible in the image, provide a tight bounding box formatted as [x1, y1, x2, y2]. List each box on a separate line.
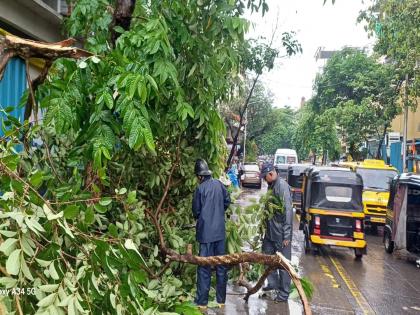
[342, 159, 398, 233]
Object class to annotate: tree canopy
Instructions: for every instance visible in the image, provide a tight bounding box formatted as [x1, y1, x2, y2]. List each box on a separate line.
[0, 1, 317, 314]
[360, 0, 420, 102]
[303, 48, 400, 160]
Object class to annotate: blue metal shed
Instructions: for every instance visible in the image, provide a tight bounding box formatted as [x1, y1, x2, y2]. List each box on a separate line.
[0, 57, 27, 136]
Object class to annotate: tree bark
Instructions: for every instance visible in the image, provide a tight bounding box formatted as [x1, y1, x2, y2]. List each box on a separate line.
[226, 75, 260, 170]
[0, 35, 91, 79]
[111, 0, 136, 45]
[376, 124, 389, 160]
[0, 34, 92, 118]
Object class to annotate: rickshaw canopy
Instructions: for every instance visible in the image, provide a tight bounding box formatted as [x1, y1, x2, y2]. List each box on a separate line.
[305, 167, 364, 211]
[288, 164, 308, 188]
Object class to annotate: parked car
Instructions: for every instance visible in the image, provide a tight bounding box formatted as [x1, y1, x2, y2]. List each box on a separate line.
[241, 163, 261, 189]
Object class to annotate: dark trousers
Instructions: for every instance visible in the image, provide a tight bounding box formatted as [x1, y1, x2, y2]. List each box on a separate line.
[262, 238, 292, 300]
[195, 239, 228, 306]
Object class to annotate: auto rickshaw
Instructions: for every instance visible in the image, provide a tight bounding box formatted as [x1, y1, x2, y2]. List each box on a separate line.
[287, 164, 308, 214]
[300, 167, 367, 259]
[384, 173, 420, 268]
[275, 164, 289, 181]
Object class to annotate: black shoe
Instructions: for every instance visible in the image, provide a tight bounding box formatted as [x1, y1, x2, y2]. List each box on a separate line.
[273, 296, 288, 303]
[262, 286, 276, 292]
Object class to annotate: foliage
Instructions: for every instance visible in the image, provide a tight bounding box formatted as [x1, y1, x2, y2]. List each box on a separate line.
[256, 107, 297, 155]
[236, 80, 298, 156]
[245, 140, 258, 162]
[0, 0, 274, 314]
[224, 32, 301, 166]
[290, 277, 314, 301]
[359, 0, 420, 101]
[307, 48, 400, 159]
[245, 81, 274, 143]
[293, 102, 341, 162]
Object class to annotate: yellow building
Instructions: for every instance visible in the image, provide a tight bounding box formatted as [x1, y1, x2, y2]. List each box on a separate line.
[390, 102, 420, 141]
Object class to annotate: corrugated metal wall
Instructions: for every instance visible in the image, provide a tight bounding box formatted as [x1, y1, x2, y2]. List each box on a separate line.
[0, 57, 26, 136]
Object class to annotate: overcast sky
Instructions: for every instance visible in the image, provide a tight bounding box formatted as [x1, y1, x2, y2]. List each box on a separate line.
[246, 0, 375, 109]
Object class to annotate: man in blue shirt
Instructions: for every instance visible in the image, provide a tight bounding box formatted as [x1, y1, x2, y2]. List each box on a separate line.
[192, 159, 231, 309]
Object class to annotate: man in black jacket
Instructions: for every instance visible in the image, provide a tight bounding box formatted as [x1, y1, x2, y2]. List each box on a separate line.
[260, 162, 293, 302]
[192, 159, 231, 309]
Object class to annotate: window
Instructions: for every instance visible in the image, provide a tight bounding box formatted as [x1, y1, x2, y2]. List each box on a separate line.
[41, 0, 68, 14]
[275, 156, 285, 164]
[287, 156, 296, 164]
[325, 186, 352, 202]
[244, 164, 259, 172]
[356, 169, 397, 190]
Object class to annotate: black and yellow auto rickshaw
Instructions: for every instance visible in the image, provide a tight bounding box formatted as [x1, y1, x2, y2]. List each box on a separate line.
[300, 167, 367, 259]
[287, 164, 308, 214]
[384, 174, 420, 268]
[275, 164, 289, 181]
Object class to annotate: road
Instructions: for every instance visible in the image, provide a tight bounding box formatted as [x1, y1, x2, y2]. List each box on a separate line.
[206, 186, 420, 315]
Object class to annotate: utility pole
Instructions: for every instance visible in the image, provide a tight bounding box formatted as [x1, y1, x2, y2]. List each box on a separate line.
[243, 108, 247, 163]
[402, 73, 409, 172]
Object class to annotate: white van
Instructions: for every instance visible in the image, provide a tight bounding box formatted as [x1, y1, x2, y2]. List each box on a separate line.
[274, 149, 298, 165]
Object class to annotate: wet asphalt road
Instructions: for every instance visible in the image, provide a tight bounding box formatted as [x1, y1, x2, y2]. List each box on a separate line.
[205, 185, 420, 315]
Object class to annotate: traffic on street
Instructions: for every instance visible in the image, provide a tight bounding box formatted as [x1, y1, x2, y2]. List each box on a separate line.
[213, 185, 420, 315]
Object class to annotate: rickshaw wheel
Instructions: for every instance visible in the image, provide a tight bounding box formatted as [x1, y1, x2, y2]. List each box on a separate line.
[384, 231, 394, 254]
[354, 248, 363, 260]
[304, 232, 319, 254]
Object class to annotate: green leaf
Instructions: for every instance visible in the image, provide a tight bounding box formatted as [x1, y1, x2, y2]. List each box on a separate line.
[99, 197, 112, 206]
[6, 249, 21, 275]
[85, 207, 95, 225]
[21, 235, 35, 257]
[39, 284, 60, 293]
[127, 191, 137, 204]
[0, 238, 18, 255]
[0, 230, 17, 238]
[21, 258, 33, 281]
[49, 262, 60, 280]
[64, 205, 80, 219]
[78, 61, 87, 69]
[145, 74, 158, 91]
[187, 64, 197, 77]
[0, 277, 17, 289]
[128, 117, 141, 149]
[91, 56, 101, 63]
[43, 204, 63, 221]
[37, 292, 57, 307]
[35, 258, 51, 268]
[103, 92, 114, 109]
[94, 203, 108, 213]
[143, 127, 155, 152]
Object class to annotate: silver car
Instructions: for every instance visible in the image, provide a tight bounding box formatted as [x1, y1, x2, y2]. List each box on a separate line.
[241, 163, 262, 189]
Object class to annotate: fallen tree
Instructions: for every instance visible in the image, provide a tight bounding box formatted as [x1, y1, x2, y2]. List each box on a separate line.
[0, 1, 312, 314]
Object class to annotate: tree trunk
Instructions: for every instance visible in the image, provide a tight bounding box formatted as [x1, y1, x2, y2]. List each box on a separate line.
[376, 125, 389, 160]
[226, 75, 260, 170]
[111, 0, 136, 46]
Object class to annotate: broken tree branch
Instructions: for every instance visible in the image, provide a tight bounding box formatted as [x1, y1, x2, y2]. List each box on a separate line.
[145, 196, 312, 315]
[0, 35, 91, 79]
